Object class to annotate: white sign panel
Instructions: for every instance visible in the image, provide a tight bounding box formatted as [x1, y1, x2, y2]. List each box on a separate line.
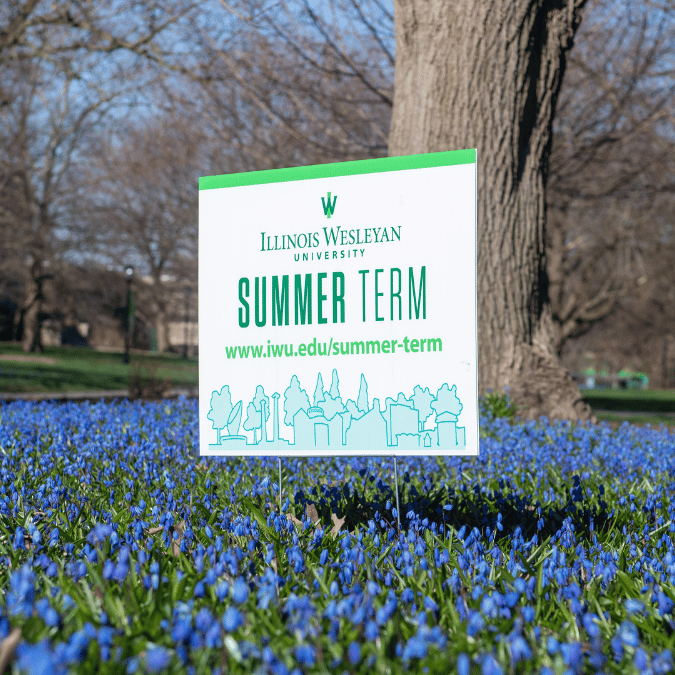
[199, 150, 477, 456]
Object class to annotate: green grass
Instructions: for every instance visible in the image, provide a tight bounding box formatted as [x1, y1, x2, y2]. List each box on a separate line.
[583, 387, 675, 414]
[593, 410, 675, 429]
[582, 388, 675, 402]
[0, 343, 197, 393]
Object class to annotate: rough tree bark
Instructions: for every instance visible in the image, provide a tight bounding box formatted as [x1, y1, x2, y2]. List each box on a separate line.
[388, 0, 595, 421]
[154, 304, 169, 353]
[21, 260, 47, 353]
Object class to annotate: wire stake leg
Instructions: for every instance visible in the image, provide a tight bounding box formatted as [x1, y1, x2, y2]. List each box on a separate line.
[393, 455, 401, 532]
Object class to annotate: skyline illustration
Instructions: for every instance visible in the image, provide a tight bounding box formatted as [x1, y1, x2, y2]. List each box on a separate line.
[207, 370, 466, 451]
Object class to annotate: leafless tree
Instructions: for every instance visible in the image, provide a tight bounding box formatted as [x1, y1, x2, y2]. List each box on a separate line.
[0, 56, 122, 351]
[0, 1, 195, 70]
[548, 0, 675, 358]
[0, 0, 200, 351]
[180, 0, 393, 171]
[77, 113, 205, 352]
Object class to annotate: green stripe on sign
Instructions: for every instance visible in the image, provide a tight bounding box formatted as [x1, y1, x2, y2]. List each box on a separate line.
[199, 148, 476, 190]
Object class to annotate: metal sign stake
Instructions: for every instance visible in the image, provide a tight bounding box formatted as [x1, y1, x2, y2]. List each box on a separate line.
[393, 455, 401, 532]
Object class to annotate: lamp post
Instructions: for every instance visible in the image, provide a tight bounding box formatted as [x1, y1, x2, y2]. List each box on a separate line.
[123, 266, 134, 364]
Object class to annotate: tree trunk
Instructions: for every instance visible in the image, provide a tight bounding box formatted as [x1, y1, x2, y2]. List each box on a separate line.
[388, 0, 594, 422]
[21, 266, 44, 353]
[12, 306, 23, 342]
[654, 335, 671, 390]
[155, 306, 169, 353]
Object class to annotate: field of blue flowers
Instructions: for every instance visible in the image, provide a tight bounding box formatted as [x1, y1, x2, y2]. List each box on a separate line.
[0, 396, 674, 674]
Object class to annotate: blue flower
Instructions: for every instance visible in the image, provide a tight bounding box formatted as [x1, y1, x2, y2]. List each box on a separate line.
[232, 578, 249, 604]
[617, 620, 639, 648]
[582, 613, 600, 638]
[222, 607, 244, 632]
[423, 596, 439, 613]
[657, 591, 674, 615]
[171, 617, 192, 642]
[7, 565, 37, 617]
[112, 562, 129, 583]
[195, 608, 214, 632]
[205, 623, 222, 648]
[467, 611, 485, 637]
[561, 642, 583, 670]
[611, 634, 623, 661]
[216, 581, 229, 602]
[547, 636, 559, 655]
[625, 598, 646, 615]
[16, 640, 57, 675]
[62, 630, 89, 664]
[634, 647, 649, 670]
[480, 594, 497, 619]
[103, 559, 114, 580]
[376, 597, 397, 625]
[457, 653, 470, 675]
[509, 635, 532, 663]
[653, 649, 673, 674]
[480, 653, 503, 675]
[347, 642, 361, 664]
[145, 647, 171, 672]
[402, 636, 427, 661]
[294, 644, 315, 666]
[401, 588, 414, 603]
[35, 598, 59, 627]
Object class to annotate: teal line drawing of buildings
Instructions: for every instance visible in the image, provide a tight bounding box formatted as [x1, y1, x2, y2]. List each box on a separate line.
[294, 407, 343, 449]
[252, 393, 291, 451]
[346, 400, 388, 449]
[436, 413, 466, 449]
[206, 369, 467, 451]
[207, 386, 247, 450]
[388, 403, 419, 446]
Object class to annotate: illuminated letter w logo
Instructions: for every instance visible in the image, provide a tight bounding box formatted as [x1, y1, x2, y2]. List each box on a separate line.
[321, 192, 337, 218]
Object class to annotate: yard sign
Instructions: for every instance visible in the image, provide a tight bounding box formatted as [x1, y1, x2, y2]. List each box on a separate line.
[198, 149, 477, 456]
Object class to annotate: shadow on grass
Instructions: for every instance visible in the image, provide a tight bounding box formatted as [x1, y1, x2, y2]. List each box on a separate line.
[293, 477, 615, 548]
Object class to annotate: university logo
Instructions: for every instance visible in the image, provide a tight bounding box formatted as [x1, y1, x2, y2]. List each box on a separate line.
[321, 191, 337, 218]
